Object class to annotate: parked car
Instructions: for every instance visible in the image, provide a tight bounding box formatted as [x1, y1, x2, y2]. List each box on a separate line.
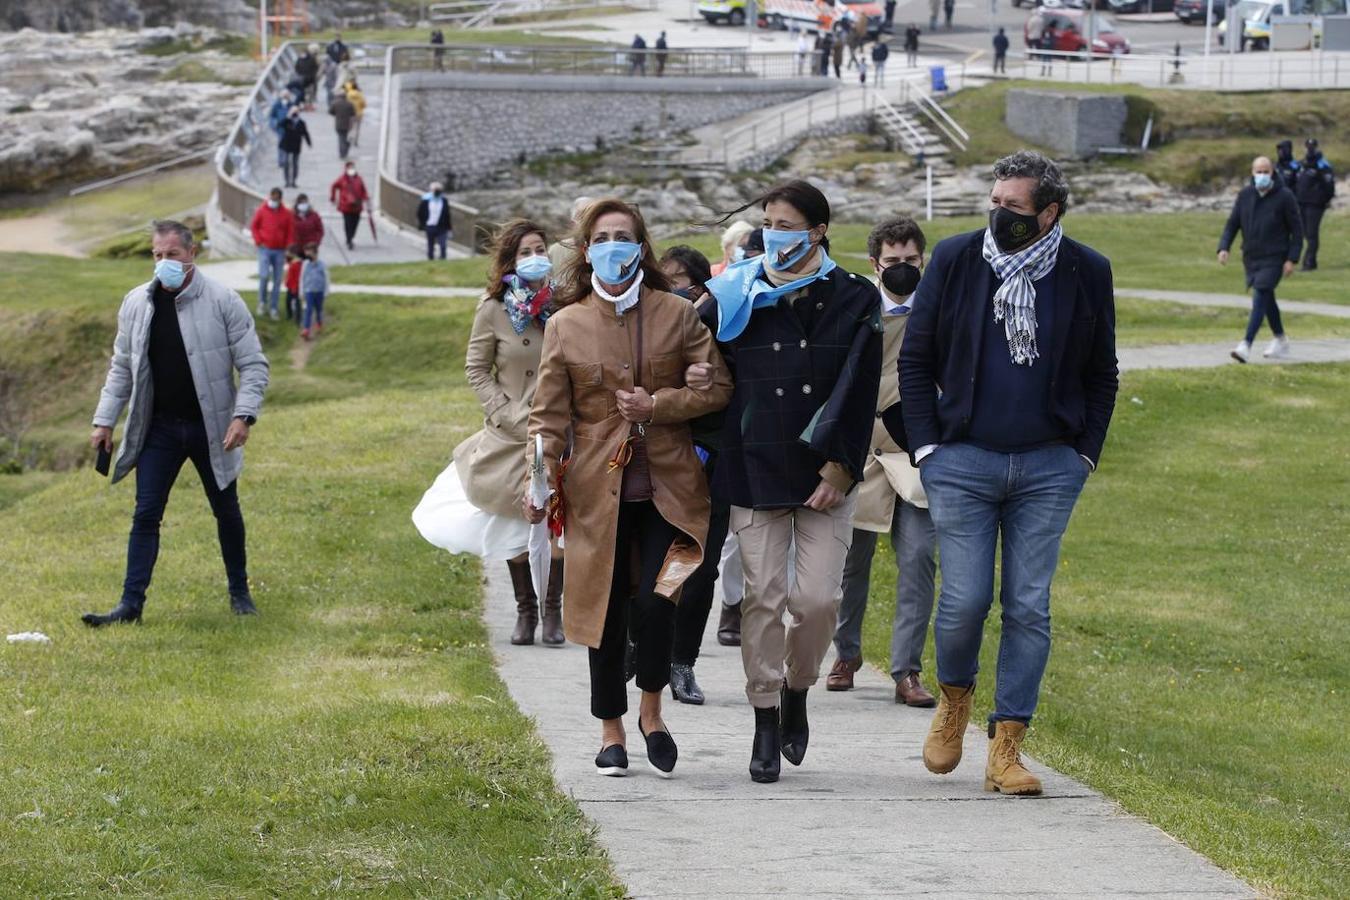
[699, 0, 749, 25]
[699, 0, 885, 33]
[1106, 0, 1175, 12]
[1024, 8, 1133, 54]
[1218, 0, 1347, 47]
[1174, 0, 1225, 22]
[1013, 0, 1089, 8]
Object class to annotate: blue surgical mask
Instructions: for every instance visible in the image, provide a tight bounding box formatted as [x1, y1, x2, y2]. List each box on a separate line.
[155, 259, 188, 290]
[732, 245, 746, 262]
[1253, 173, 1273, 190]
[762, 228, 814, 271]
[515, 254, 552, 282]
[588, 241, 643, 284]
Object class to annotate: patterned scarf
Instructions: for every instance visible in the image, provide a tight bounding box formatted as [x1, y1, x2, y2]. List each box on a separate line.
[502, 274, 554, 335]
[980, 221, 1062, 367]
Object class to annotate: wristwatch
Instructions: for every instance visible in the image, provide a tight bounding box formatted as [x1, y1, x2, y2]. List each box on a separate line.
[238, 415, 257, 426]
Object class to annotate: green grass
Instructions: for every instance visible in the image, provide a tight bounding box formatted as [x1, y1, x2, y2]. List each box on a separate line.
[942, 81, 1350, 189]
[861, 364, 1350, 898]
[0, 275, 621, 895]
[139, 32, 256, 57]
[339, 212, 1350, 310]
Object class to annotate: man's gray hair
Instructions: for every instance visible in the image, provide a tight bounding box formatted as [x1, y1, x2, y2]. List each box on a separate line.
[993, 150, 1070, 218]
[152, 219, 195, 251]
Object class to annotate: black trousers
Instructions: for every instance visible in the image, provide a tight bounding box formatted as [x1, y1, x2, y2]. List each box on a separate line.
[590, 501, 678, 720]
[342, 212, 361, 245]
[1301, 204, 1325, 267]
[123, 417, 248, 608]
[672, 498, 730, 666]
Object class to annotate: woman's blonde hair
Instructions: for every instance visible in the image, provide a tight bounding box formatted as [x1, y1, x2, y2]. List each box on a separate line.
[720, 220, 754, 256]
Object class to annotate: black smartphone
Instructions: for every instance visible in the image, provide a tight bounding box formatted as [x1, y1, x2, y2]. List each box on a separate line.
[95, 445, 111, 477]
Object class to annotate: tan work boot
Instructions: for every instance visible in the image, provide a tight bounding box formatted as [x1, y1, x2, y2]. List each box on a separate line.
[922, 683, 975, 774]
[984, 720, 1043, 796]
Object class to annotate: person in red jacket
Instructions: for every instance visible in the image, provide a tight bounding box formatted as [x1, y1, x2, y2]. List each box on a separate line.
[249, 186, 293, 319]
[284, 249, 304, 324]
[291, 192, 325, 255]
[329, 163, 369, 250]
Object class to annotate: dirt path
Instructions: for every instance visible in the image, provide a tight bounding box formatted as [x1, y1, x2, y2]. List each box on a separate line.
[289, 336, 316, 371]
[0, 213, 79, 256]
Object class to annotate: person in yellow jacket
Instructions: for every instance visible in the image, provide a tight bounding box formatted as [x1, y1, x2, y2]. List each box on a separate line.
[344, 80, 367, 148]
[824, 217, 939, 708]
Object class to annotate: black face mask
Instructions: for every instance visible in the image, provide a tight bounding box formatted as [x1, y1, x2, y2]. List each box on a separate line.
[988, 206, 1044, 254]
[880, 262, 922, 298]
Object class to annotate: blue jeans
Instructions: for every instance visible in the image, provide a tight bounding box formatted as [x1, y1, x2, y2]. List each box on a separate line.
[425, 226, 449, 260]
[919, 442, 1088, 724]
[257, 247, 285, 313]
[303, 290, 325, 329]
[122, 417, 249, 609]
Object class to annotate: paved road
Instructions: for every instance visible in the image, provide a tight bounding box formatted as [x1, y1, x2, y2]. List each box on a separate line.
[1120, 337, 1350, 369]
[481, 565, 1255, 899]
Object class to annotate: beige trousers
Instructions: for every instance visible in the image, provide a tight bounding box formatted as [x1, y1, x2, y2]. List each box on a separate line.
[731, 498, 856, 708]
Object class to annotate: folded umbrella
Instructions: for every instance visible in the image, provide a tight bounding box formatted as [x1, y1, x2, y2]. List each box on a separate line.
[528, 433, 554, 601]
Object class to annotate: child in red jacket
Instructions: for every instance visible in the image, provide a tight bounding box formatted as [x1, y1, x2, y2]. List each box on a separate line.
[284, 250, 304, 324]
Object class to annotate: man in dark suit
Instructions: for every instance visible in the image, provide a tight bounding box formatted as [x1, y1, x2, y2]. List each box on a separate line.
[893, 150, 1118, 797]
[416, 181, 453, 260]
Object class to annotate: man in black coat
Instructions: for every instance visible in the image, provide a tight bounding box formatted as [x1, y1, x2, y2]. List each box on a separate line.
[415, 181, 453, 260]
[892, 150, 1117, 797]
[993, 27, 1010, 74]
[1294, 137, 1335, 271]
[1218, 155, 1303, 362]
[1274, 139, 1300, 191]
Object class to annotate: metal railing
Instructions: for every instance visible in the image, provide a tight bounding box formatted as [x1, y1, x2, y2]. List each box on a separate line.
[215, 42, 300, 232]
[388, 42, 802, 79]
[1011, 46, 1350, 89]
[872, 94, 927, 157]
[430, 0, 653, 27]
[897, 76, 969, 152]
[377, 45, 489, 254]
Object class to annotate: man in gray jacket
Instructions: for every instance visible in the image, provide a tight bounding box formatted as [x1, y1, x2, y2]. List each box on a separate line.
[85, 220, 270, 626]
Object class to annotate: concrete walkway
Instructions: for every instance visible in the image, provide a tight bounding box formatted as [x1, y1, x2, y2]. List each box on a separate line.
[1120, 337, 1350, 371]
[483, 570, 1255, 898]
[1116, 287, 1350, 320]
[246, 71, 427, 266]
[198, 259, 481, 299]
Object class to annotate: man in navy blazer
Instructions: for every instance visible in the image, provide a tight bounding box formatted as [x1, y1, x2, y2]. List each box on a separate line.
[893, 150, 1118, 797]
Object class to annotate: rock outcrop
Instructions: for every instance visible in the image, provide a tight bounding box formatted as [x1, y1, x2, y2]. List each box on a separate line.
[0, 26, 253, 194]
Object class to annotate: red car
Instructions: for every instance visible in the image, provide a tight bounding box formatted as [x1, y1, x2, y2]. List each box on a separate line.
[1024, 9, 1132, 55]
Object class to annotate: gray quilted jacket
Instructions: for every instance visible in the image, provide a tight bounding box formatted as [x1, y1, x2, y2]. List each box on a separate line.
[92, 270, 270, 489]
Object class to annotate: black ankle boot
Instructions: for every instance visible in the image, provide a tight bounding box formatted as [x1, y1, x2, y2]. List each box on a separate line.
[780, 685, 810, 766]
[81, 601, 143, 628]
[230, 591, 259, 615]
[750, 706, 781, 783]
[669, 663, 705, 705]
[505, 559, 538, 645]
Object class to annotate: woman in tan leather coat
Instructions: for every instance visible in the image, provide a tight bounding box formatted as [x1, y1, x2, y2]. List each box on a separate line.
[413, 220, 563, 644]
[525, 198, 732, 778]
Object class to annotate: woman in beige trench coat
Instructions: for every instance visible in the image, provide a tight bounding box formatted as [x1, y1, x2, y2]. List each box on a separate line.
[413, 219, 564, 644]
[525, 198, 732, 778]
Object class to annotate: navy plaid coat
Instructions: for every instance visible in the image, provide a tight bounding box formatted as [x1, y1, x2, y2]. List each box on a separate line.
[713, 267, 883, 509]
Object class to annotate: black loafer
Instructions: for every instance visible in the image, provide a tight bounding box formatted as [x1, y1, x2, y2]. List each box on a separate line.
[750, 706, 781, 783]
[780, 685, 810, 766]
[81, 601, 143, 628]
[670, 663, 705, 705]
[639, 721, 678, 778]
[595, 744, 628, 777]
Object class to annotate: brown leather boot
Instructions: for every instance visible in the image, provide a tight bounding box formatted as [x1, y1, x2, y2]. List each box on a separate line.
[985, 720, 1043, 796]
[540, 558, 565, 646]
[922, 683, 975, 774]
[825, 656, 862, 691]
[505, 559, 538, 646]
[894, 672, 937, 708]
[716, 602, 742, 646]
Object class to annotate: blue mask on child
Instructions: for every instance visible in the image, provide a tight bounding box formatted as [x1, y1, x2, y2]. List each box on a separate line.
[762, 228, 814, 271]
[155, 259, 188, 290]
[515, 254, 553, 282]
[588, 241, 643, 284]
[1253, 173, 1273, 191]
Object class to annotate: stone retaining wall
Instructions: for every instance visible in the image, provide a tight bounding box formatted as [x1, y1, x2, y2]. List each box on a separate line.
[394, 72, 822, 189]
[1005, 89, 1128, 160]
